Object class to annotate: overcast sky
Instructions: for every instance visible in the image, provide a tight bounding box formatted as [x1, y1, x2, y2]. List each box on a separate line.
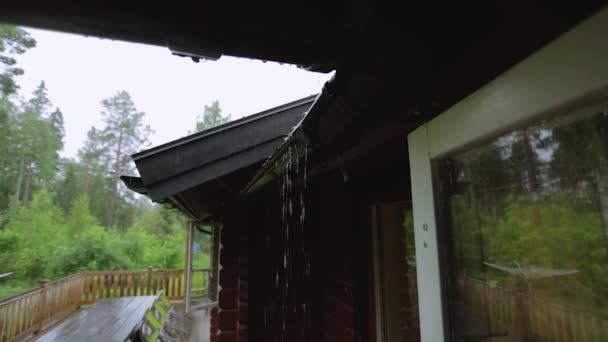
[15, 28, 333, 158]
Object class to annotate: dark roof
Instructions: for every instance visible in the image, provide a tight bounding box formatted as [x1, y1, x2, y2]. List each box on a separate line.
[122, 95, 316, 219]
[0, 4, 601, 74]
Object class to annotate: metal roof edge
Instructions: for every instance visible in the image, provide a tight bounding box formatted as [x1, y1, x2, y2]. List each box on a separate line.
[242, 76, 337, 194]
[132, 94, 318, 160]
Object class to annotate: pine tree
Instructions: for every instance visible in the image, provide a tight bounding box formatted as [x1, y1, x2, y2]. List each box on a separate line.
[98, 91, 152, 227]
[0, 25, 36, 97]
[12, 82, 64, 204]
[54, 160, 81, 214]
[195, 100, 231, 132]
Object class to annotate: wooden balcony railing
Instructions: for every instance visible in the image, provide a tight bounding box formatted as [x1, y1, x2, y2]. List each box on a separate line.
[460, 275, 608, 341]
[0, 274, 82, 342]
[0, 267, 209, 342]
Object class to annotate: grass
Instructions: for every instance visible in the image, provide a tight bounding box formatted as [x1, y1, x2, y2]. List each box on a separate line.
[191, 252, 210, 298]
[0, 280, 36, 300]
[192, 252, 210, 269]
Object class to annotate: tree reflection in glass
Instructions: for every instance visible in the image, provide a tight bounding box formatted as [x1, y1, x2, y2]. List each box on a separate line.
[439, 103, 608, 341]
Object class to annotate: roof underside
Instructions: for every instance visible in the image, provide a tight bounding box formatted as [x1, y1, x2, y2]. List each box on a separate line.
[1, 4, 601, 137]
[0, 3, 602, 74]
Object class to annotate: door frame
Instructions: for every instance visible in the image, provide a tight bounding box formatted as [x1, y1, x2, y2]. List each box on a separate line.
[370, 201, 416, 342]
[407, 7, 608, 341]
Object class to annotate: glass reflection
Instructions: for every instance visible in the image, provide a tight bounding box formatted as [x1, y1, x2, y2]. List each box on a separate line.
[439, 103, 608, 341]
[191, 226, 211, 299]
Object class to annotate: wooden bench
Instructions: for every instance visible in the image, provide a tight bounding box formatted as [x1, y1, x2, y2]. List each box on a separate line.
[137, 290, 192, 342]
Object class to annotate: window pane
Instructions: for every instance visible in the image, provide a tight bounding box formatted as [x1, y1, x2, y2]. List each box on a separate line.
[437, 103, 608, 341]
[192, 226, 211, 298]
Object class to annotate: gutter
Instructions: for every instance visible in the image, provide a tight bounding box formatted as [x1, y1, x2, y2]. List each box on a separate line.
[120, 175, 201, 220]
[241, 68, 406, 195]
[241, 77, 336, 193]
[242, 71, 363, 194]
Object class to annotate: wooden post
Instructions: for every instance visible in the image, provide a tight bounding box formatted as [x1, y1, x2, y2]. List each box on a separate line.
[184, 221, 190, 295]
[78, 268, 86, 308]
[147, 266, 153, 295]
[35, 279, 49, 334]
[184, 221, 193, 313]
[209, 225, 221, 302]
[126, 274, 132, 297]
[112, 274, 118, 298]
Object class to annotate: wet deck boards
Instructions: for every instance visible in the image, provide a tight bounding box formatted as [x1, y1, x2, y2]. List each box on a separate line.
[36, 296, 157, 342]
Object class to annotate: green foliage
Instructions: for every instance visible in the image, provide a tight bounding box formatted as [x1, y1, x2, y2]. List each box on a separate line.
[96, 91, 153, 227]
[0, 81, 64, 208]
[0, 26, 208, 300]
[125, 205, 186, 269]
[53, 160, 82, 213]
[53, 91, 154, 229]
[449, 106, 608, 311]
[49, 225, 134, 276]
[453, 191, 608, 308]
[0, 98, 15, 211]
[0, 282, 35, 299]
[3, 189, 64, 279]
[0, 229, 18, 272]
[0, 189, 194, 297]
[0, 25, 35, 96]
[195, 100, 231, 132]
[192, 252, 211, 268]
[65, 195, 97, 237]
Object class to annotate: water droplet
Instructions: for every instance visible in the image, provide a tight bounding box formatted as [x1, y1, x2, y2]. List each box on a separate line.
[304, 147, 308, 189]
[294, 144, 299, 174]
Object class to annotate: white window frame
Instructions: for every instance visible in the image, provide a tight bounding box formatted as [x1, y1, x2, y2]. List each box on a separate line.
[408, 7, 608, 341]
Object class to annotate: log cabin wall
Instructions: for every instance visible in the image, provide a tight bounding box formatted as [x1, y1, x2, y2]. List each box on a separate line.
[214, 210, 249, 342]
[247, 177, 323, 342]
[209, 225, 221, 342]
[246, 171, 361, 342]
[316, 181, 361, 342]
[242, 135, 414, 342]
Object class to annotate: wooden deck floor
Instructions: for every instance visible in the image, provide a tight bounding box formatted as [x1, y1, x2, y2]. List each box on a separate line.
[187, 309, 210, 342]
[35, 296, 156, 342]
